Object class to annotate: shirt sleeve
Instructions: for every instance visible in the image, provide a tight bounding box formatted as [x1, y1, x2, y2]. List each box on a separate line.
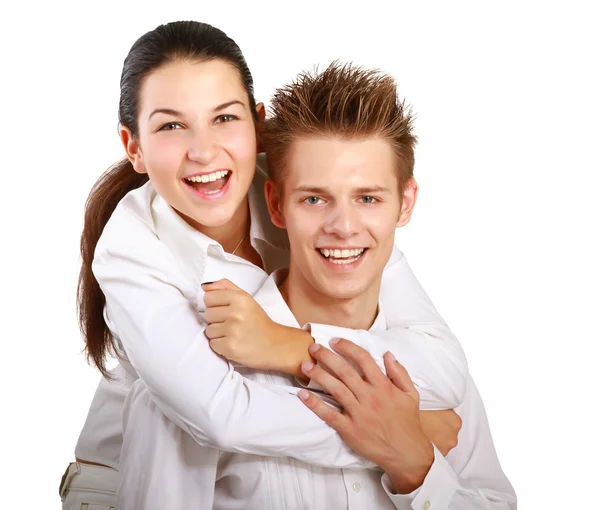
[381, 377, 517, 509]
[93, 243, 375, 470]
[304, 246, 468, 409]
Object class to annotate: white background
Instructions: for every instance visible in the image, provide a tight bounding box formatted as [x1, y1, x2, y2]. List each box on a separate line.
[2, 1, 598, 508]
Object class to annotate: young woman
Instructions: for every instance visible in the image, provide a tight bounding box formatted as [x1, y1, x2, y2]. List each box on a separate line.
[61, 20, 467, 509]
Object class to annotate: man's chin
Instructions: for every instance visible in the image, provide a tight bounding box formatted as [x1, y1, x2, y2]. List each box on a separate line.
[316, 280, 370, 302]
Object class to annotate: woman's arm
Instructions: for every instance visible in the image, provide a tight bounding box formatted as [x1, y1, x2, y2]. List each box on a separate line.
[93, 240, 373, 469]
[204, 245, 468, 409]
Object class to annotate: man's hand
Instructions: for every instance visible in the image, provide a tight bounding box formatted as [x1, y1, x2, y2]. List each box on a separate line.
[420, 410, 461, 456]
[298, 338, 434, 494]
[202, 280, 313, 374]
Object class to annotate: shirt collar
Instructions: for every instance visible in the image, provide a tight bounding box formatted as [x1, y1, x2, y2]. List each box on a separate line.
[255, 269, 387, 332]
[370, 302, 387, 331]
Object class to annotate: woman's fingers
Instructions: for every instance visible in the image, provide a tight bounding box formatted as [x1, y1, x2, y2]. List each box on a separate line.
[204, 305, 229, 324]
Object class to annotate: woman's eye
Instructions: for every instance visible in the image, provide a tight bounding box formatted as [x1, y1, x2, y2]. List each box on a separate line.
[158, 122, 183, 131]
[215, 114, 238, 124]
[305, 196, 323, 205]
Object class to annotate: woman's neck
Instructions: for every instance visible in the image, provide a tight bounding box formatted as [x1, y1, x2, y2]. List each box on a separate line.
[180, 197, 263, 269]
[188, 198, 250, 253]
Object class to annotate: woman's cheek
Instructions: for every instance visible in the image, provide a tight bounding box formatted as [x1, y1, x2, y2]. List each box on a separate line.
[221, 124, 257, 159]
[150, 139, 186, 169]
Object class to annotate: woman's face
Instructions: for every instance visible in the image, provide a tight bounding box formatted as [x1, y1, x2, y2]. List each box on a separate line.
[125, 58, 262, 230]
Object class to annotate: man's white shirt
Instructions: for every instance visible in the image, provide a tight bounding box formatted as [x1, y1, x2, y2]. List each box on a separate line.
[118, 270, 516, 509]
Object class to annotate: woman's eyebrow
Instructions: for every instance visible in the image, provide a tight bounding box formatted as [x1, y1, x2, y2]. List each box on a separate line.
[148, 108, 182, 120]
[213, 100, 245, 112]
[148, 101, 245, 120]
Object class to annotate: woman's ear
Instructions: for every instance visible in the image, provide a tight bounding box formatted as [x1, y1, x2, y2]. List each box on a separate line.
[264, 178, 286, 228]
[120, 126, 147, 174]
[255, 102, 266, 153]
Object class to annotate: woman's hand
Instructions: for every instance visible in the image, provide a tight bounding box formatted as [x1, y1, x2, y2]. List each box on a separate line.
[202, 280, 313, 374]
[419, 410, 462, 456]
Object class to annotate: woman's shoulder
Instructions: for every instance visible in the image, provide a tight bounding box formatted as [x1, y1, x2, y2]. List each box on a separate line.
[95, 181, 160, 257]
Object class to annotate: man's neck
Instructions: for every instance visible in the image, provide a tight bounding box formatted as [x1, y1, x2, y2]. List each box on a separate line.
[279, 267, 380, 331]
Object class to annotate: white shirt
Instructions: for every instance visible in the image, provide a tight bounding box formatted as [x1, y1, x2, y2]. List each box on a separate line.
[214, 270, 397, 509]
[117, 271, 515, 509]
[76, 155, 468, 471]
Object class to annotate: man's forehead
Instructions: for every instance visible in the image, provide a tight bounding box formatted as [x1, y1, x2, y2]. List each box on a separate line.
[284, 137, 397, 185]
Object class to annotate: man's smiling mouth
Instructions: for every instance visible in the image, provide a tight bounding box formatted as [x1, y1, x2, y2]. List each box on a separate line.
[317, 248, 367, 265]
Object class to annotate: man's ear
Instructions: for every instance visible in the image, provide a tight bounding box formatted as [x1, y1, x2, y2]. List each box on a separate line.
[120, 125, 147, 174]
[255, 102, 266, 153]
[396, 178, 419, 228]
[264, 178, 286, 228]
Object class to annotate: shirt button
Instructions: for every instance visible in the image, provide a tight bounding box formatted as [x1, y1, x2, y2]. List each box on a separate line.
[423, 499, 431, 510]
[352, 482, 361, 493]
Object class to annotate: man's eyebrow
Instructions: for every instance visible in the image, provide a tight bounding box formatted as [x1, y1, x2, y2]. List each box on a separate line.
[292, 185, 392, 194]
[354, 186, 392, 194]
[148, 108, 183, 120]
[292, 186, 332, 194]
[213, 100, 245, 112]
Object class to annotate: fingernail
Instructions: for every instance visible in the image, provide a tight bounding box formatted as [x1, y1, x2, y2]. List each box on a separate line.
[387, 351, 397, 362]
[329, 338, 340, 346]
[308, 343, 320, 353]
[201, 281, 215, 287]
[298, 389, 310, 401]
[301, 361, 314, 372]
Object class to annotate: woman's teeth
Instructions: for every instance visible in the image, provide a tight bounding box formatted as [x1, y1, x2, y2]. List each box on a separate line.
[318, 248, 365, 264]
[185, 170, 229, 183]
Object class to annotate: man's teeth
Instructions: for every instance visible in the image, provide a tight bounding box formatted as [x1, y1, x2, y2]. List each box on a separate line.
[319, 248, 365, 259]
[185, 170, 229, 183]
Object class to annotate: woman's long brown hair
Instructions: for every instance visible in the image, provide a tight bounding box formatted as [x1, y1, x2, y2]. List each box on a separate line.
[77, 21, 258, 376]
[77, 159, 148, 377]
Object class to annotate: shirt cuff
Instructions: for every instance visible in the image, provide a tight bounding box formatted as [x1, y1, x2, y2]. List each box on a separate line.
[381, 446, 458, 510]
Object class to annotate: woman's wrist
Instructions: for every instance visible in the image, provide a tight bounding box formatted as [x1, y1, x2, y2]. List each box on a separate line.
[272, 324, 315, 379]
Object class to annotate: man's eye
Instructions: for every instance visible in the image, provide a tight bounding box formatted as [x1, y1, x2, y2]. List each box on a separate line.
[305, 196, 323, 205]
[215, 114, 238, 124]
[159, 122, 183, 131]
[360, 196, 377, 204]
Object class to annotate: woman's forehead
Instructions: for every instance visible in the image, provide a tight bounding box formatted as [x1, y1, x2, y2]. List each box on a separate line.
[139, 59, 249, 114]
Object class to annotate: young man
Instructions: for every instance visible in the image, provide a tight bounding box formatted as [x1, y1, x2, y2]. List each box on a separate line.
[117, 63, 516, 509]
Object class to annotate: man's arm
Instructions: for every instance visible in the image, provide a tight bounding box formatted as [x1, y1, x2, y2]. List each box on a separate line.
[300, 339, 517, 510]
[306, 246, 468, 409]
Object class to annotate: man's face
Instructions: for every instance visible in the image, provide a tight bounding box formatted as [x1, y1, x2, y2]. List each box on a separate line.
[269, 136, 416, 302]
